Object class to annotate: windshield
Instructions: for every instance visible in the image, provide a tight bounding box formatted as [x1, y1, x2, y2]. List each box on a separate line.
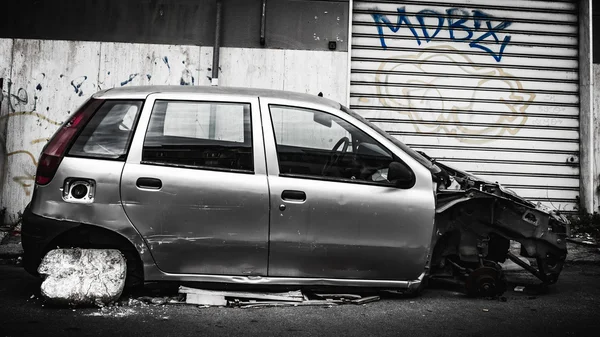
[340, 105, 434, 170]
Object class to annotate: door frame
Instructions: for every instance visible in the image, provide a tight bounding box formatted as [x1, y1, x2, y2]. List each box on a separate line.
[126, 92, 268, 176]
[258, 97, 437, 280]
[123, 91, 270, 276]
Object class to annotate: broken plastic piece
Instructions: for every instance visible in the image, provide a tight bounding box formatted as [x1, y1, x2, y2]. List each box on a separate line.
[351, 296, 380, 305]
[514, 286, 525, 292]
[314, 293, 362, 300]
[185, 293, 227, 306]
[179, 286, 303, 302]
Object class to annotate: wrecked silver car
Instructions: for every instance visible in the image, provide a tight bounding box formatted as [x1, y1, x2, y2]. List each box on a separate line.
[22, 86, 567, 297]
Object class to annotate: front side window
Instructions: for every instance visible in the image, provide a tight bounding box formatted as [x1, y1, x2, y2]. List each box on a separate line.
[142, 100, 253, 172]
[270, 105, 404, 184]
[69, 100, 143, 160]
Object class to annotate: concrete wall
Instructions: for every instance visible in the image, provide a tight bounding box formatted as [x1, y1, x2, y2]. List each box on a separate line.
[0, 0, 349, 52]
[594, 64, 600, 212]
[0, 38, 348, 223]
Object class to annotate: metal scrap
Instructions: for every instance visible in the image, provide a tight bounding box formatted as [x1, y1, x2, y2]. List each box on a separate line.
[313, 293, 362, 300]
[178, 286, 381, 308]
[352, 296, 380, 305]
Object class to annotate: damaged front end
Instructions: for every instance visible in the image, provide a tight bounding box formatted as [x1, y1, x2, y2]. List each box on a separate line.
[427, 158, 568, 297]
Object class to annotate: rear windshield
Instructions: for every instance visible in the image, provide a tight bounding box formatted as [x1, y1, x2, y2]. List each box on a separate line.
[68, 100, 143, 160]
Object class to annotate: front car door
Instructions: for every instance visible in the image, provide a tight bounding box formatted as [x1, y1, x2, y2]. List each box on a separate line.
[260, 98, 436, 281]
[121, 93, 269, 276]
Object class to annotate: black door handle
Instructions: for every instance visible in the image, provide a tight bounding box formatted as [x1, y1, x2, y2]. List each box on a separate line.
[281, 190, 306, 201]
[136, 177, 162, 190]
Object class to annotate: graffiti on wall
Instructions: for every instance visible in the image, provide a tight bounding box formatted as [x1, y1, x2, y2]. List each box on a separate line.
[0, 55, 198, 201]
[364, 6, 534, 143]
[371, 46, 535, 144]
[371, 7, 512, 62]
[0, 78, 63, 197]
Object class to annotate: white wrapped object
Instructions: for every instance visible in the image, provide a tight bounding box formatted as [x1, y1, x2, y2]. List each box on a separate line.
[38, 248, 126, 305]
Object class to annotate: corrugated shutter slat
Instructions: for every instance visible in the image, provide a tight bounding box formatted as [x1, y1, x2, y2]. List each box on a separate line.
[350, 0, 579, 212]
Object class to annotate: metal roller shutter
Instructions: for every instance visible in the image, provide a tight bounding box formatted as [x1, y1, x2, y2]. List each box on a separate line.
[350, 0, 580, 212]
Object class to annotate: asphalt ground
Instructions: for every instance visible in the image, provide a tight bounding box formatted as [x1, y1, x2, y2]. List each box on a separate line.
[0, 261, 599, 337]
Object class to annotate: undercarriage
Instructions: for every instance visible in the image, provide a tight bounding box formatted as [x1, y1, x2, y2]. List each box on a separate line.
[428, 160, 568, 297]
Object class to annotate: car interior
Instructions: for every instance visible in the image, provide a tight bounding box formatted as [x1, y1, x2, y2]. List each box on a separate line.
[273, 108, 400, 183]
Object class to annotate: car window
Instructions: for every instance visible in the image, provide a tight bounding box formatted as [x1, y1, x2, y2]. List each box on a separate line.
[142, 100, 253, 172]
[69, 100, 143, 160]
[269, 105, 401, 184]
[270, 106, 351, 150]
[119, 105, 138, 131]
[340, 105, 434, 170]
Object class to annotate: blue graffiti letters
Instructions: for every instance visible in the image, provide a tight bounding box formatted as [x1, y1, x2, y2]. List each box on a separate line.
[469, 10, 512, 62]
[371, 7, 512, 62]
[446, 8, 473, 41]
[372, 7, 422, 47]
[416, 10, 444, 43]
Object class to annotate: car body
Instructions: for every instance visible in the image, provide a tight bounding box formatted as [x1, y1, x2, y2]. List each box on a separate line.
[22, 86, 568, 296]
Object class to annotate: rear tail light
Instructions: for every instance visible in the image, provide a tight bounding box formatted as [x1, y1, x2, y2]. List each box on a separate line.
[35, 99, 103, 185]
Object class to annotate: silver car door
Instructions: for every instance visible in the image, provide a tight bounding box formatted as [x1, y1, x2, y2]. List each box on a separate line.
[260, 98, 436, 281]
[121, 93, 269, 276]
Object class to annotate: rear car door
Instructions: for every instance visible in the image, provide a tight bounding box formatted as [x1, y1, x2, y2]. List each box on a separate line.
[261, 99, 436, 281]
[121, 93, 269, 276]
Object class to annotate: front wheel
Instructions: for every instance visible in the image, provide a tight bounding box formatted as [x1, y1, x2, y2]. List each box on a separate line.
[465, 265, 507, 297]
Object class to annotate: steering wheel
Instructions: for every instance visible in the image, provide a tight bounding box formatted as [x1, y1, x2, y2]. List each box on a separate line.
[322, 136, 350, 175]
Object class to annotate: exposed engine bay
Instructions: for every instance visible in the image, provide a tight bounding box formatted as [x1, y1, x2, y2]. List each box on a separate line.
[424, 154, 569, 297]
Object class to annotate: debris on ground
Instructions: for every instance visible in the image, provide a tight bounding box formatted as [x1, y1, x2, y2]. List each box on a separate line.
[352, 296, 381, 305]
[567, 237, 598, 246]
[566, 242, 600, 264]
[85, 307, 137, 318]
[180, 286, 304, 306]
[38, 248, 126, 305]
[178, 286, 381, 308]
[312, 293, 362, 300]
[0, 242, 23, 257]
[0, 223, 23, 258]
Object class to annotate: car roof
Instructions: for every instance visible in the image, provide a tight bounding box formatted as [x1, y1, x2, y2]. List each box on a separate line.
[93, 85, 341, 109]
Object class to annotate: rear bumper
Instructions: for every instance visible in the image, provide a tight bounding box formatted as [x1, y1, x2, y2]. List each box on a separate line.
[21, 205, 79, 276]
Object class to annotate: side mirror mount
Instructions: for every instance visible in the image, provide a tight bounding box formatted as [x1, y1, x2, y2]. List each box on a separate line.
[388, 161, 415, 188]
[313, 112, 332, 128]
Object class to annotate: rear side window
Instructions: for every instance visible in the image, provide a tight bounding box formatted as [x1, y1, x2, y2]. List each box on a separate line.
[69, 100, 143, 160]
[142, 100, 253, 172]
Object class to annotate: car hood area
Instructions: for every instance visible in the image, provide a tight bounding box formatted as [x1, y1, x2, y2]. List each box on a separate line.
[424, 155, 568, 296]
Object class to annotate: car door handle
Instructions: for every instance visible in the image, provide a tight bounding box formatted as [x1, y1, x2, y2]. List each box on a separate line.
[281, 190, 306, 201]
[136, 177, 162, 190]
